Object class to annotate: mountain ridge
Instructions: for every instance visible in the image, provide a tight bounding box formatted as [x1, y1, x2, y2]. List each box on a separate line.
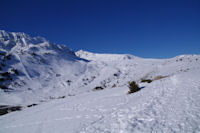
[0, 30, 200, 106]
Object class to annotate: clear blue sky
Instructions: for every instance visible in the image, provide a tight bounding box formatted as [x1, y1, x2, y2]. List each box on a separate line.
[1, 0, 200, 58]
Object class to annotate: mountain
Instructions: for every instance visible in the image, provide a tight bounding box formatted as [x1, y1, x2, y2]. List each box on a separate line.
[0, 30, 88, 105]
[76, 50, 139, 61]
[0, 30, 200, 133]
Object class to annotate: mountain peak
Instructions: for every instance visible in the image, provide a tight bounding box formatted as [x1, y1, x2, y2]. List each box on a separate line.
[0, 30, 47, 46]
[0, 30, 30, 39]
[76, 50, 138, 61]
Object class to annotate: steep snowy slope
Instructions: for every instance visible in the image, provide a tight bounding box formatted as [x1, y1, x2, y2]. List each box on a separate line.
[0, 30, 89, 105]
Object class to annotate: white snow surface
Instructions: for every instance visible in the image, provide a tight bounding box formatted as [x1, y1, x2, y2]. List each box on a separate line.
[0, 30, 200, 133]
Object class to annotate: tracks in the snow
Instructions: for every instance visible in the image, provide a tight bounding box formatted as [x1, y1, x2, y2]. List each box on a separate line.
[79, 75, 200, 133]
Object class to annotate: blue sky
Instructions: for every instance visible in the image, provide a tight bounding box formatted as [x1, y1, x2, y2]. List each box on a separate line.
[1, 0, 200, 58]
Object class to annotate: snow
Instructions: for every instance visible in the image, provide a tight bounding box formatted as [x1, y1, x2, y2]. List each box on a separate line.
[0, 70, 200, 133]
[76, 50, 139, 61]
[0, 30, 88, 105]
[0, 30, 200, 132]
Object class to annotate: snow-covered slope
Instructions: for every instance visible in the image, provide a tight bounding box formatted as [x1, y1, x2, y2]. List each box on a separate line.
[0, 30, 200, 133]
[0, 68, 200, 133]
[76, 50, 200, 90]
[0, 30, 89, 105]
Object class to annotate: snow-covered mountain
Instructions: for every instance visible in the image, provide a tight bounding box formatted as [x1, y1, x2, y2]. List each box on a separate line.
[0, 30, 200, 133]
[0, 30, 89, 105]
[76, 50, 139, 61]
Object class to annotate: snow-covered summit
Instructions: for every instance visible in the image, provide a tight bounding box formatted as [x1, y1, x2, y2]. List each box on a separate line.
[0, 30, 86, 105]
[0, 30, 48, 49]
[76, 50, 138, 61]
[0, 30, 76, 57]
